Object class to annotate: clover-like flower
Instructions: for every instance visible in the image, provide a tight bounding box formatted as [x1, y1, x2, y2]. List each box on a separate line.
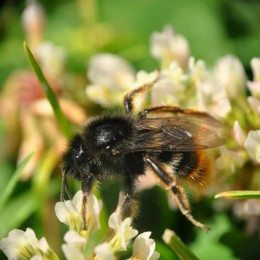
[108, 212, 138, 253]
[0, 228, 58, 260]
[35, 41, 67, 77]
[214, 55, 247, 99]
[55, 191, 102, 236]
[189, 57, 231, 118]
[94, 242, 115, 260]
[22, 0, 46, 47]
[150, 25, 190, 68]
[86, 53, 135, 108]
[62, 231, 87, 260]
[216, 147, 245, 173]
[129, 232, 160, 260]
[151, 62, 187, 106]
[248, 96, 260, 114]
[233, 121, 246, 146]
[244, 130, 260, 164]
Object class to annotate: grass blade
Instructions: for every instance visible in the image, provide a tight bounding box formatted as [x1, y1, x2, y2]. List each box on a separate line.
[23, 42, 73, 139]
[215, 190, 260, 199]
[163, 229, 199, 260]
[0, 152, 34, 211]
[0, 191, 37, 239]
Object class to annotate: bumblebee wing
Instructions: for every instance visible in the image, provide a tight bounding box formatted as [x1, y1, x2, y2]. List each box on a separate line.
[125, 110, 225, 152]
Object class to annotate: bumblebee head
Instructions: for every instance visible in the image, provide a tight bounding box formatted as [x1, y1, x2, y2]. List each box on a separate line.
[62, 134, 91, 180]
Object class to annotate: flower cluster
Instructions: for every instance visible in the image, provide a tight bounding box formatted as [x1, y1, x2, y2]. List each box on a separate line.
[85, 25, 260, 222]
[0, 191, 159, 260]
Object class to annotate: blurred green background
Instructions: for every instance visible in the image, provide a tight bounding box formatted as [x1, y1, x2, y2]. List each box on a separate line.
[1, 0, 260, 259]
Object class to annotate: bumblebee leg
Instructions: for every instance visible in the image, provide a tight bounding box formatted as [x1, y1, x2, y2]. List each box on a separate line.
[80, 175, 94, 230]
[124, 76, 159, 113]
[61, 170, 72, 201]
[138, 106, 210, 118]
[138, 106, 184, 118]
[119, 177, 138, 220]
[145, 156, 210, 231]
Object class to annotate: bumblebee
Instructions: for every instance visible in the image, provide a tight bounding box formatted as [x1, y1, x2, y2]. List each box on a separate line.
[61, 80, 225, 231]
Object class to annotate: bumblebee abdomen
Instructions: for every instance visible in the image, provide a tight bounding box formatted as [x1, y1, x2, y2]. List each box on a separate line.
[158, 151, 209, 186]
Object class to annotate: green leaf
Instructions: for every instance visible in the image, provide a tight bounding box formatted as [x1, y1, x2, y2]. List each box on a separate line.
[163, 229, 199, 260]
[0, 191, 37, 239]
[0, 152, 33, 211]
[190, 215, 237, 260]
[215, 190, 260, 199]
[23, 42, 73, 139]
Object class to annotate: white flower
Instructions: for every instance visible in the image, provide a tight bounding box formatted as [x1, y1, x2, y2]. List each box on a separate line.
[214, 55, 247, 99]
[245, 130, 260, 164]
[35, 41, 67, 77]
[129, 232, 160, 260]
[151, 62, 187, 106]
[248, 96, 260, 114]
[150, 25, 190, 68]
[247, 58, 260, 98]
[94, 243, 115, 260]
[55, 191, 102, 236]
[108, 212, 138, 252]
[216, 147, 244, 172]
[189, 58, 231, 118]
[251, 58, 260, 81]
[188, 57, 210, 85]
[233, 121, 246, 146]
[130, 70, 159, 111]
[22, 0, 46, 46]
[133, 70, 159, 89]
[62, 231, 86, 260]
[0, 228, 58, 260]
[233, 200, 260, 219]
[88, 54, 135, 90]
[86, 53, 135, 108]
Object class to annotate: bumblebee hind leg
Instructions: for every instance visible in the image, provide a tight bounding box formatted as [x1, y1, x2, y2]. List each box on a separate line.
[145, 156, 210, 231]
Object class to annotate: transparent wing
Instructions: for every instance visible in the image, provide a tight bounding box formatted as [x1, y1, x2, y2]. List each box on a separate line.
[123, 110, 225, 153]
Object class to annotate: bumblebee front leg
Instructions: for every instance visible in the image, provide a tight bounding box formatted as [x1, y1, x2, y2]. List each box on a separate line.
[145, 156, 210, 231]
[60, 169, 72, 201]
[80, 175, 94, 230]
[138, 106, 184, 118]
[124, 75, 159, 114]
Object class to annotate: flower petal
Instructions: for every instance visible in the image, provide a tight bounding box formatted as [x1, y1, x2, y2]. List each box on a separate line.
[245, 130, 260, 164]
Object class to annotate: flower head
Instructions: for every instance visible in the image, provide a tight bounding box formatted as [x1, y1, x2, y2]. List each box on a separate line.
[62, 231, 87, 260]
[55, 191, 102, 236]
[86, 53, 135, 107]
[130, 232, 160, 260]
[214, 55, 246, 99]
[94, 243, 115, 260]
[150, 25, 190, 68]
[233, 121, 246, 146]
[22, 0, 46, 46]
[244, 130, 260, 164]
[108, 212, 138, 252]
[35, 41, 67, 77]
[0, 228, 58, 260]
